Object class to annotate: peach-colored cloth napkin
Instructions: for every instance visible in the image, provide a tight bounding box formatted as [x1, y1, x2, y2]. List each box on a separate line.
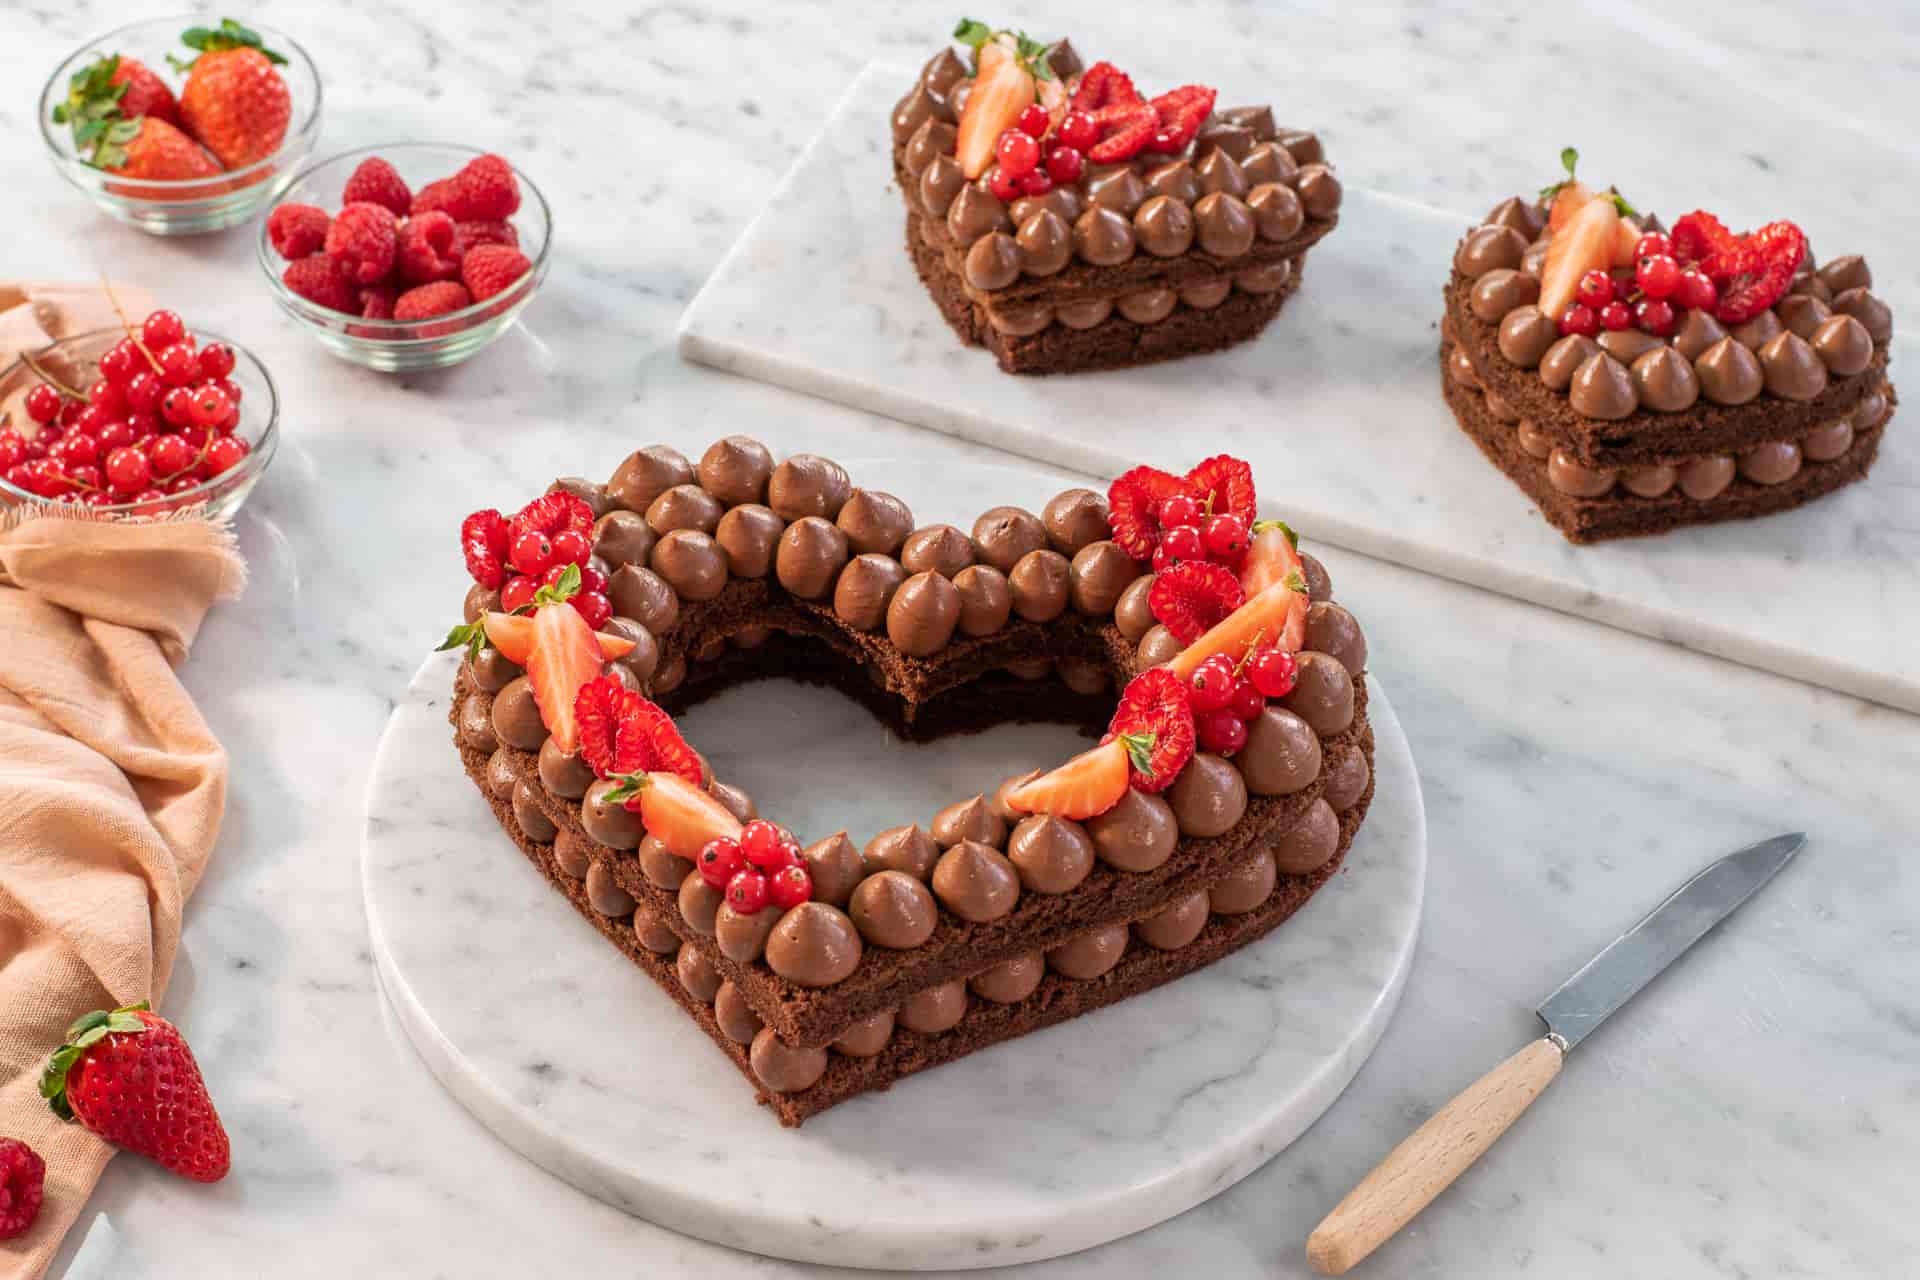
[0, 285, 244, 1279]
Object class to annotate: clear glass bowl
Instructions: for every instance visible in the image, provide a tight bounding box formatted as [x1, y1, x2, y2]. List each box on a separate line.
[0, 327, 279, 521]
[39, 16, 322, 236]
[258, 143, 552, 373]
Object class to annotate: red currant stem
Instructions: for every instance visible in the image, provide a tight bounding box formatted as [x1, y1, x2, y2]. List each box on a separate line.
[18, 352, 87, 401]
[1232, 626, 1267, 678]
[101, 273, 166, 376]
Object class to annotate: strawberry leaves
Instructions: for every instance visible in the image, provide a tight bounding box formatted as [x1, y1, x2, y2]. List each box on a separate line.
[172, 18, 286, 71]
[40, 1003, 151, 1122]
[952, 17, 1060, 80]
[437, 619, 488, 664]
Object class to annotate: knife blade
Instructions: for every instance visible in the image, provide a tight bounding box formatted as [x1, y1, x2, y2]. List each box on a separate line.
[1307, 832, 1805, 1275]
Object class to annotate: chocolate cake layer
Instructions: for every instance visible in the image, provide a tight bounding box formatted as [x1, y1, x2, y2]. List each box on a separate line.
[456, 696, 1374, 1126]
[1441, 341, 1891, 542]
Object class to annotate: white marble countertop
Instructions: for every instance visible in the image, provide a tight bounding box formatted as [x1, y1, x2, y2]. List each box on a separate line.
[5, 1, 1917, 1276]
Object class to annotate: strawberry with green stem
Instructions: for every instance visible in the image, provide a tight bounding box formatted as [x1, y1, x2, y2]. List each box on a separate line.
[174, 19, 291, 171]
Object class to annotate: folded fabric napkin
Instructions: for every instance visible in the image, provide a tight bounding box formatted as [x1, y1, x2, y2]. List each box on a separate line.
[0, 284, 244, 1278]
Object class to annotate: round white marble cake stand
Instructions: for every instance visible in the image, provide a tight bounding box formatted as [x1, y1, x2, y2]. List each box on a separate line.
[361, 464, 1426, 1271]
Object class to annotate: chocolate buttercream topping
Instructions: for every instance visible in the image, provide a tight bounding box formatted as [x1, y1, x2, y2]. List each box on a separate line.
[1539, 334, 1599, 391]
[1087, 167, 1147, 215]
[1739, 440, 1803, 486]
[850, 869, 937, 949]
[1322, 744, 1371, 813]
[1246, 182, 1305, 243]
[1058, 660, 1107, 696]
[676, 941, 720, 1000]
[1832, 287, 1892, 344]
[887, 569, 961, 656]
[1011, 188, 1081, 227]
[1677, 455, 1735, 501]
[639, 833, 692, 889]
[1040, 488, 1110, 555]
[646, 483, 723, 537]
[1498, 306, 1559, 369]
[1281, 651, 1355, 735]
[1485, 195, 1545, 238]
[899, 980, 969, 1033]
[991, 769, 1045, 824]
[1144, 160, 1200, 204]
[986, 302, 1053, 335]
[1569, 352, 1638, 420]
[862, 823, 939, 880]
[607, 445, 693, 514]
[1470, 269, 1540, 323]
[1221, 104, 1277, 139]
[1856, 390, 1890, 428]
[1074, 206, 1136, 265]
[774, 516, 848, 601]
[947, 180, 1011, 248]
[765, 902, 863, 987]
[1301, 552, 1333, 602]
[800, 832, 864, 908]
[831, 489, 912, 558]
[1134, 195, 1196, 257]
[922, 46, 966, 94]
[484, 748, 516, 799]
[971, 506, 1047, 572]
[901, 523, 975, 577]
[832, 1009, 895, 1057]
[652, 529, 727, 602]
[1068, 540, 1139, 615]
[1046, 38, 1083, 80]
[1114, 574, 1158, 642]
[714, 981, 762, 1044]
[768, 454, 851, 522]
[950, 564, 1011, 637]
[1006, 814, 1095, 892]
[1136, 891, 1211, 951]
[1238, 706, 1322, 796]
[552, 829, 590, 879]
[1759, 331, 1829, 401]
[714, 902, 778, 964]
[712, 503, 784, 580]
[932, 795, 1006, 849]
[489, 676, 546, 751]
[1056, 298, 1113, 329]
[1731, 309, 1782, 352]
[1484, 390, 1519, 423]
[1274, 798, 1340, 874]
[1196, 120, 1255, 162]
[931, 840, 1021, 923]
[1632, 347, 1700, 413]
[1622, 464, 1677, 498]
[607, 564, 678, 636]
[1278, 128, 1323, 165]
[1166, 752, 1248, 838]
[1241, 140, 1298, 187]
[1137, 624, 1184, 668]
[537, 737, 594, 800]
[1047, 923, 1129, 980]
[1009, 548, 1071, 622]
[1194, 192, 1255, 258]
[904, 116, 957, 176]
[512, 778, 556, 843]
[749, 1028, 827, 1094]
[965, 232, 1022, 290]
[1546, 449, 1616, 498]
[1802, 418, 1854, 462]
[633, 906, 679, 954]
[457, 693, 496, 753]
[592, 510, 657, 572]
[833, 553, 907, 632]
[1195, 149, 1249, 199]
[970, 952, 1045, 1003]
[1456, 225, 1529, 278]
[1671, 309, 1729, 362]
[1234, 260, 1292, 295]
[1817, 254, 1871, 295]
[695, 436, 774, 506]
[1695, 336, 1763, 406]
[919, 153, 965, 218]
[470, 645, 520, 694]
[1776, 294, 1832, 341]
[651, 651, 686, 697]
[1306, 601, 1368, 676]
[1447, 347, 1479, 389]
[581, 778, 644, 850]
[1209, 849, 1277, 915]
[1015, 209, 1072, 277]
[1295, 164, 1342, 219]
[463, 582, 498, 625]
[1811, 314, 1873, 376]
[1597, 329, 1664, 364]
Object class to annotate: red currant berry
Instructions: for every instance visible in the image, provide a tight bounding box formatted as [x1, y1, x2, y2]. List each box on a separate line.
[1247, 647, 1298, 697]
[22, 437, 47, 461]
[1675, 269, 1717, 312]
[215, 378, 242, 408]
[740, 820, 790, 870]
[1634, 232, 1672, 261]
[1017, 169, 1053, 196]
[1226, 676, 1265, 721]
[126, 371, 164, 414]
[996, 128, 1040, 178]
[141, 309, 185, 350]
[1557, 303, 1599, 338]
[1016, 104, 1050, 138]
[59, 432, 99, 467]
[577, 566, 608, 595]
[726, 868, 770, 915]
[188, 384, 231, 429]
[509, 530, 553, 575]
[58, 399, 83, 428]
[0, 431, 22, 471]
[769, 864, 813, 910]
[698, 837, 743, 889]
[72, 404, 110, 436]
[82, 488, 114, 507]
[96, 419, 135, 450]
[157, 342, 198, 387]
[100, 340, 140, 386]
[1159, 524, 1206, 563]
[87, 379, 125, 417]
[1634, 298, 1676, 337]
[64, 459, 100, 487]
[4, 462, 33, 491]
[197, 342, 236, 380]
[1188, 654, 1238, 712]
[499, 574, 536, 613]
[1635, 253, 1680, 301]
[1158, 493, 1204, 529]
[206, 435, 250, 476]
[1599, 301, 1632, 331]
[1196, 707, 1249, 755]
[1576, 270, 1615, 309]
[551, 528, 591, 567]
[176, 422, 211, 450]
[131, 488, 164, 504]
[987, 165, 1023, 202]
[1057, 111, 1099, 151]
[160, 385, 194, 427]
[124, 411, 158, 442]
[29, 459, 70, 497]
[1045, 145, 1084, 184]
[570, 590, 611, 629]
[104, 447, 152, 495]
[164, 472, 201, 495]
[25, 385, 62, 424]
[150, 434, 195, 477]
[1202, 513, 1249, 561]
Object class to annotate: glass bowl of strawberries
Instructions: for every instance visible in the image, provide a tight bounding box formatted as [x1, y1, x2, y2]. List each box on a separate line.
[39, 16, 322, 236]
[0, 312, 279, 521]
[258, 143, 551, 372]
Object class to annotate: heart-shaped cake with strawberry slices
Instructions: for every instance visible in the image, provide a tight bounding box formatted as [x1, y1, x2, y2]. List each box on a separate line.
[1443, 148, 1896, 543]
[891, 21, 1344, 375]
[445, 439, 1373, 1125]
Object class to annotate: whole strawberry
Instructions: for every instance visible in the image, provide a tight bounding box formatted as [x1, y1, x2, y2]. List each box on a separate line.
[52, 53, 180, 138]
[93, 117, 223, 187]
[175, 19, 291, 170]
[41, 1002, 230, 1183]
[0, 1138, 45, 1240]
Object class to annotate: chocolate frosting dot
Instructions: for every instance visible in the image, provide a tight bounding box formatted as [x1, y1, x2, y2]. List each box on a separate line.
[832, 1009, 896, 1057]
[676, 942, 721, 1001]
[1621, 464, 1675, 498]
[1275, 799, 1340, 875]
[886, 570, 961, 656]
[1195, 149, 1249, 199]
[1498, 306, 1558, 369]
[550, 476, 613, 520]
[1197, 120, 1255, 161]
[774, 516, 849, 601]
[1832, 287, 1892, 345]
[1085, 787, 1179, 871]
[1015, 209, 1072, 277]
[1631, 347, 1700, 413]
[1306, 601, 1368, 676]
[972, 505, 1048, 572]
[1323, 744, 1371, 812]
[1047, 923, 1129, 980]
[1739, 440, 1803, 486]
[600, 617, 659, 681]
[1136, 891, 1210, 950]
[537, 737, 594, 800]
[457, 693, 496, 753]
[639, 833, 692, 890]
[1137, 623, 1184, 668]
[592, 510, 658, 574]
[1759, 331, 1829, 401]
[1247, 182, 1305, 243]
[1166, 752, 1248, 838]
[1241, 140, 1298, 187]
[1008, 548, 1070, 622]
[862, 824, 939, 880]
[1456, 224, 1528, 277]
[1073, 206, 1136, 265]
[1539, 335, 1599, 391]
[1238, 706, 1322, 796]
[1194, 192, 1255, 257]
[1133, 195, 1195, 258]
[833, 553, 907, 632]
[1811, 314, 1873, 377]
[712, 503, 784, 580]
[1281, 652, 1356, 735]
[1672, 310, 1730, 362]
[948, 180, 1012, 249]
[1695, 336, 1764, 406]
[750, 1028, 827, 1093]
[832, 489, 912, 557]
[607, 445, 693, 515]
[634, 906, 679, 956]
[932, 795, 1006, 849]
[709, 780, 755, 823]
[1295, 164, 1342, 218]
[582, 778, 644, 850]
[608, 563, 679, 634]
[677, 869, 723, 936]
[1731, 309, 1782, 352]
[899, 980, 969, 1033]
[711, 902, 777, 964]
[485, 748, 516, 799]
[1470, 269, 1540, 323]
[1114, 574, 1158, 642]
[1058, 660, 1107, 696]
[1209, 850, 1277, 915]
[714, 981, 763, 1044]
[651, 529, 728, 602]
[850, 869, 937, 949]
[646, 484, 723, 537]
[1144, 160, 1199, 204]
[554, 829, 591, 880]
[767, 455, 851, 522]
[919, 154, 964, 218]
[948, 564, 1011, 637]
[463, 582, 498, 625]
[1569, 352, 1638, 420]
[1597, 330, 1664, 365]
[1301, 552, 1333, 603]
[1041, 488, 1110, 555]
[1087, 167, 1147, 215]
[931, 840, 1020, 923]
[970, 952, 1045, 1003]
[1803, 418, 1854, 462]
[965, 231, 1022, 290]
[904, 116, 956, 176]
[764, 902, 863, 987]
[1483, 196, 1544, 239]
[1068, 540, 1139, 616]
[1817, 254, 1871, 295]
[1777, 294, 1832, 341]
[991, 770, 1045, 824]
[512, 778, 556, 844]
[1678, 455, 1736, 501]
[1011, 188, 1081, 227]
[900, 524, 975, 577]
[1117, 288, 1177, 324]
[695, 436, 774, 506]
[490, 676, 547, 751]
[1056, 298, 1113, 329]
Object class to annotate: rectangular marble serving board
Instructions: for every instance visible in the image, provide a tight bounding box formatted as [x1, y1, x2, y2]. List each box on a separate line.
[679, 62, 1920, 714]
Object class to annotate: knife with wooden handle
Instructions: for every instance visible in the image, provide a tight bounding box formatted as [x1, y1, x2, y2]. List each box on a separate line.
[1306, 832, 1804, 1275]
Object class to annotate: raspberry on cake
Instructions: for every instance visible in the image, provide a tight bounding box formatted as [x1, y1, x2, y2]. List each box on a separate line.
[1443, 148, 1897, 543]
[445, 439, 1376, 1125]
[891, 22, 1344, 375]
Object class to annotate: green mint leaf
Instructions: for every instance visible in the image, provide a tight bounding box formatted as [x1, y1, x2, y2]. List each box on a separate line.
[603, 771, 648, 807]
[531, 562, 581, 607]
[1118, 730, 1157, 781]
[1560, 147, 1578, 179]
[437, 622, 487, 664]
[952, 18, 993, 48]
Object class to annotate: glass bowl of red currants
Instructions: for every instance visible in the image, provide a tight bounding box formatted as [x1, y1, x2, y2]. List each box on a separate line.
[257, 143, 551, 373]
[0, 312, 278, 520]
[39, 17, 323, 236]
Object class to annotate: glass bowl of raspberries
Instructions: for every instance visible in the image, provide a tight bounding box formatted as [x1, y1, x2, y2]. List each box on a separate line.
[259, 143, 550, 372]
[0, 311, 279, 520]
[39, 16, 322, 236]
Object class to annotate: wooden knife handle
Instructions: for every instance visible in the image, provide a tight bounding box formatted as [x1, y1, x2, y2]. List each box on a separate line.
[1306, 1036, 1564, 1275]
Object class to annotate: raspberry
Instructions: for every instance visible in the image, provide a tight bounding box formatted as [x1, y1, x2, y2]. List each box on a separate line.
[414, 154, 521, 221]
[1085, 100, 1157, 164]
[461, 507, 511, 587]
[452, 219, 519, 258]
[1106, 464, 1194, 561]
[1149, 560, 1246, 644]
[393, 281, 473, 322]
[409, 178, 457, 217]
[1184, 454, 1257, 526]
[341, 156, 412, 216]
[324, 202, 399, 285]
[1070, 62, 1142, 113]
[267, 202, 330, 259]
[573, 675, 702, 784]
[359, 285, 398, 320]
[1105, 667, 1197, 792]
[512, 491, 593, 541]
[0, 1137, 46, 1240]
[1148, 85, 1216, 153]
[399, 210, 461, 284]
[461, 244, 531, 303]
[282, 254, 355, 312]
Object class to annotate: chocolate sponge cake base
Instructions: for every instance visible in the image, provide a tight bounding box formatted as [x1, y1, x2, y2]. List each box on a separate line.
[1440, 340, 1890, 543]
[455, 691, 1373, 1126]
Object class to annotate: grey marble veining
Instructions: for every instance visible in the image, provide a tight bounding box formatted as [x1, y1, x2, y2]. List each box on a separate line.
[1, 1, 1914, 1277]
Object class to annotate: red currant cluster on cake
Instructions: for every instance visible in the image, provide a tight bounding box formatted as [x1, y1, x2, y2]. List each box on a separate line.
[461, 493, 610, 627]
[1, 309, 251, 506]
[1556, 230, 1718, 341]
[697, 820, 814, 916]
[1185, 643, 1298, 755]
